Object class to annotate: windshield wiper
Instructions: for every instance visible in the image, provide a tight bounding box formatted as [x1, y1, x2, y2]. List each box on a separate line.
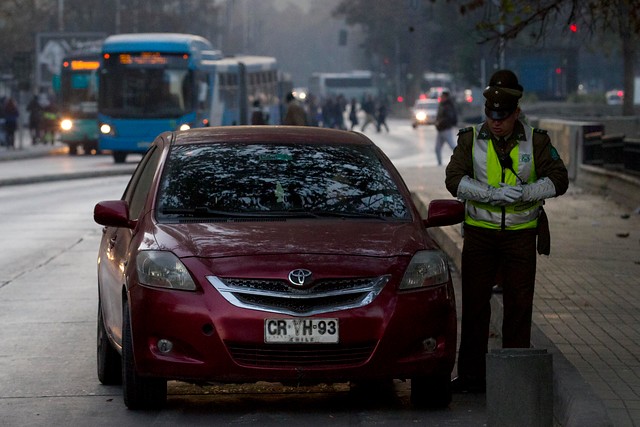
[160, 207, 256, 218]
[160, 207, 393, 220]
[161, 207, 318, 219]
[306, 210, 392, 220]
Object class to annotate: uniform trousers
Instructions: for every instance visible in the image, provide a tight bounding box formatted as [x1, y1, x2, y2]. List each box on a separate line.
[457, 224, 538, 380]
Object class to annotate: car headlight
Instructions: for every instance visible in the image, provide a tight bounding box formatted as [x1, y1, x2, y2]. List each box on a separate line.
[136, 251, 197, 291]
[415, 111, 427, 121]
[178, 123, 191, 131]
[398, 250, 449, 290]
[60, 118, 73, 131]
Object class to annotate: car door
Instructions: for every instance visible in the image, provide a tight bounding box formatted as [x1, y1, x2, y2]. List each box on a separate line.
[98, 143, 163, 347]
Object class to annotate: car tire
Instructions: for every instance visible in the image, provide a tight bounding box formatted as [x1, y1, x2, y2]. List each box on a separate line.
[97, 300, 122, 385]
[113, 151, 127, 164]
[122, 300, 167, 409]
[410, 374, 452, 409]
[412, 123, 417, 129]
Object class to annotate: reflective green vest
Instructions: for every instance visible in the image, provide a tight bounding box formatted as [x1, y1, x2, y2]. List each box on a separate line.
[465, 124, 541, 230]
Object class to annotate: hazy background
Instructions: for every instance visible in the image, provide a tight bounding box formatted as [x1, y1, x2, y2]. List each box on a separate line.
[220, 0, 366, 87]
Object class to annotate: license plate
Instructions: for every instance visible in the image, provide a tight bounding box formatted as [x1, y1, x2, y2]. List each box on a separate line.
[264, 318, 339, 343]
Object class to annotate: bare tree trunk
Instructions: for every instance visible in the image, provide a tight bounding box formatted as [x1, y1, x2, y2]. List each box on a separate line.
[619, 0, 636, 116]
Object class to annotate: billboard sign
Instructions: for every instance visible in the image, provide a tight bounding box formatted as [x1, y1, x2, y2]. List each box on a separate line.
[35, 32, 106, 89]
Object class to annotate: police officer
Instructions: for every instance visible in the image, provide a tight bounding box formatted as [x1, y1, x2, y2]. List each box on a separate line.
[445, 69, 569, 393]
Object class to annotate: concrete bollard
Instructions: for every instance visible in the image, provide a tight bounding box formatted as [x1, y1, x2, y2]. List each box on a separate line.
[486, 348, 553, 427]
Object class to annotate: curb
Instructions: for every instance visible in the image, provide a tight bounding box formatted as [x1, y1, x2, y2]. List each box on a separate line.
[412, 193, 613, 427]
[0, 168, 137, 187]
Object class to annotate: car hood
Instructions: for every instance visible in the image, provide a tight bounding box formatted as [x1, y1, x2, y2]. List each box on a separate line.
[152, 220, 428, 259]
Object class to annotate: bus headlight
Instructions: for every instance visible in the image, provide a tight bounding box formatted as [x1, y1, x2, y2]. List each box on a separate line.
[178, 123, 191, 131]
[60, 118, 73, 131]
[100, 123, 114, 135]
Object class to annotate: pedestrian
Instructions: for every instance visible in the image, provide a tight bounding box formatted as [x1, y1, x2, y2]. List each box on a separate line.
[3, 96, 19, 149]
[434, 90, 458, 165]
[250, 99, 267, 125]
[444, 69, 569, 393]
[27, 94, 43, 144]
[348, 98, 359, 130]
[335, 94, 347, 130]
[360, 95, 376, 132]
[376, 101, 389, 133]
[321, 97, 335, 128]
[282, 92, 307, 126]
[42, 102, 58, 145]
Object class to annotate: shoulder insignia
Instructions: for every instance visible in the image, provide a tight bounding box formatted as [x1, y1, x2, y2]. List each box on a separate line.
[458, 127, 473, 135]
[533, 128, 548, 135]
[550, 145, 560, 160]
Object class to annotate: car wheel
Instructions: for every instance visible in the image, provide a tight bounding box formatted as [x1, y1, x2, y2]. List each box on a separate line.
[410, 374, 452, 409]
[412, 123, 417, 129]
[113, 151, 127, 164]
[122, 300, 167, 409]
[97, 300, 122, 385]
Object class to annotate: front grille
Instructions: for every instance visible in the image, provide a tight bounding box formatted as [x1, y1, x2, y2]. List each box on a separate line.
[227, 342, 376, 367]
[207, 275, 390, 316]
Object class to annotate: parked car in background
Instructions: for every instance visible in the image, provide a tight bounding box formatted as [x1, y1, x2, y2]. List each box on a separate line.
[412, 98, 440, 128]
[606, 89, 624, 105]
[94, 126, 464, 410]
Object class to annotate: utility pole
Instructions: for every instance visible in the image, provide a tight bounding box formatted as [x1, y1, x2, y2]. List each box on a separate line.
[492, 0, 505, 69]
[58, 0, 64, 31]
[115, 0, 121, 33]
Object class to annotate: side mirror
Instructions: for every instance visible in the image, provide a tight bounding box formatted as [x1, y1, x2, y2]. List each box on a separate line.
[422, 199, 465, 228]
[94, 200, 136, 229]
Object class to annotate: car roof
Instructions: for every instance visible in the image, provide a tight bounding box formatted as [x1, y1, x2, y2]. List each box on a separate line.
[415, 99, 439, 106]
[167, 126, 375, 147]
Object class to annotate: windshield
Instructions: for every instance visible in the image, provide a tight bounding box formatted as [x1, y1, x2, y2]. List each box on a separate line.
[99, 53, 194, 118]
[156, 143, 410, 221]
[60, 70, 98, 118]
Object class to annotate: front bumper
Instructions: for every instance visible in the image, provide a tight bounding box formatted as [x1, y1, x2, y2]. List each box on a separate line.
[128, 280, 457, 384]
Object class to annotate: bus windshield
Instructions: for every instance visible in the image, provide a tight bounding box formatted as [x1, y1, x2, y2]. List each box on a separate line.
[100, 53, 194, 118]
[60, 60, 99, 118]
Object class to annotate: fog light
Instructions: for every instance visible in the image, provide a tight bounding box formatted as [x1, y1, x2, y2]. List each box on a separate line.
[422, 337, 437, 353]
[157, 339, 173, 353]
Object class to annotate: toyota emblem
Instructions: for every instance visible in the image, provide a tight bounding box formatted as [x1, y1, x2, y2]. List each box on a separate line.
[288, 269, 313, 287]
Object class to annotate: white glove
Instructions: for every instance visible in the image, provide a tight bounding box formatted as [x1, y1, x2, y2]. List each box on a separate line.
[521, 177, 556, 202]
[491, 183, 524, 206]
[457, 176, 523, 206]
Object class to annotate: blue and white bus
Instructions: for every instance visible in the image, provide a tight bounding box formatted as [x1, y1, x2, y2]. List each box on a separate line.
[98, 33, 281, 163]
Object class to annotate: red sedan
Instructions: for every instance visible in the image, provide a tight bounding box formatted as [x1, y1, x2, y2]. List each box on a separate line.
[94, 126, 464, 409]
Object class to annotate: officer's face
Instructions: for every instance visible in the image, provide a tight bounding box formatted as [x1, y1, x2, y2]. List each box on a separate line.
[486, 108, 520, 137]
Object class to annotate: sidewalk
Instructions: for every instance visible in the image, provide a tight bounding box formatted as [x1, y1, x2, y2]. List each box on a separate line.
[402, 165, 640, 427]
[0, 127, 66, 161]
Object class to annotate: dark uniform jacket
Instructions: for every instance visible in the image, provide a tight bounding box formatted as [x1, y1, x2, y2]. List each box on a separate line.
[445, 120, 569, 199]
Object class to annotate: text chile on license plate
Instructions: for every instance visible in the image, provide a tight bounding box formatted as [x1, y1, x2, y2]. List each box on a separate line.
[264, 318, 339, 343]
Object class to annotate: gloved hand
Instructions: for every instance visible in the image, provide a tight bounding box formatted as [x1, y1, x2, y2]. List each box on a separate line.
[456, 176, 522, 206]
[489, 183, 523, 206]
[521, 177, 557, 202]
